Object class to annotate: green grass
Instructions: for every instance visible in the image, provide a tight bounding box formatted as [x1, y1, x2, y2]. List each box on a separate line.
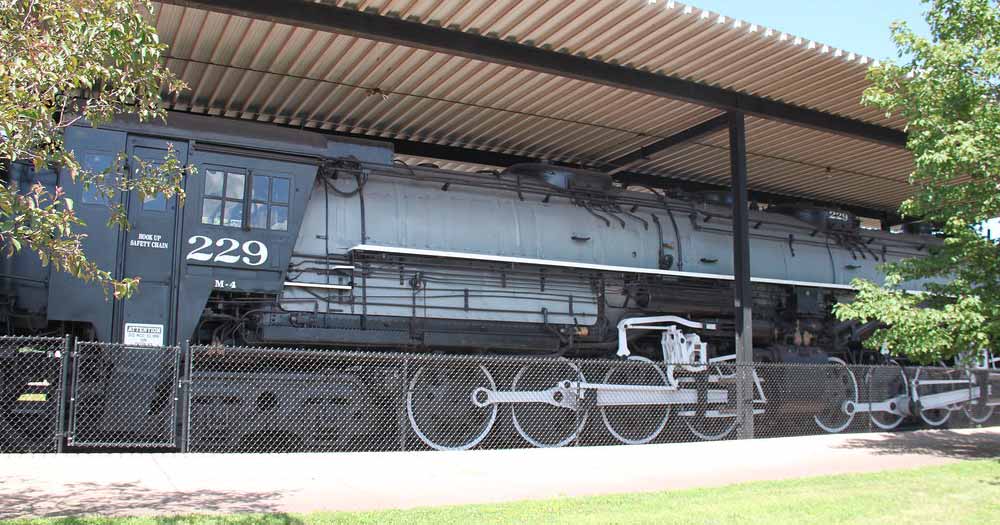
[6, 460, 999, 525]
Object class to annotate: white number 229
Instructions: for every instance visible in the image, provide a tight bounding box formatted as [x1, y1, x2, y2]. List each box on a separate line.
[186, 235, 268, 266]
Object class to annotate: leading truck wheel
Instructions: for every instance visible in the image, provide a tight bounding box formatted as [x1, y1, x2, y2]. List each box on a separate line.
[813, 357, 859, 433]
[407, 362, 498, 451]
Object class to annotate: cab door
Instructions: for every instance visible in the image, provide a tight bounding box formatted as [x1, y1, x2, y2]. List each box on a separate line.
[47, 127, 127, 341]
[114, 137, 188, 346]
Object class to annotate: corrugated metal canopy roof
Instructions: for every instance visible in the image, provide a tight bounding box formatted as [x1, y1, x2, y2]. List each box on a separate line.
[152, 0, 914, 213]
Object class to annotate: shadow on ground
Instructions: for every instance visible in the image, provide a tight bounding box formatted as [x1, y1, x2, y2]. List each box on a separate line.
[837, 428, 1000, 459]
[0, 479, 288, 520]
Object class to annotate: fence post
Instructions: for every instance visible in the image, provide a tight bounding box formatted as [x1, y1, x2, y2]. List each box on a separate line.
[54, 335, 72, 453]
[178, 340, 193, 453]
[736, 362, 755, 440]
[574, 358, 587, 447]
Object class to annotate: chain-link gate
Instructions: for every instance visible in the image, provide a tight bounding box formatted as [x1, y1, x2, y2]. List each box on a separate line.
[0, 336, 69, 453]
[68, 342, 182, 448]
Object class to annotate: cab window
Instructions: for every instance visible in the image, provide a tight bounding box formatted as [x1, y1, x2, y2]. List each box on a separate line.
[249, 175, 289, 231]
[201, 168, 246, 228]
[201, 167, 288, 231]
[80, 152, 114, 205]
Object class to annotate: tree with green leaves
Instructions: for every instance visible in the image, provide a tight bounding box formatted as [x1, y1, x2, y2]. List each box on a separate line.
[834, 0, 1000, 364]
[0, 0, 191, 299]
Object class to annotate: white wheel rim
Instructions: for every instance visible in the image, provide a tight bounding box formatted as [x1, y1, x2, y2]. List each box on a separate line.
[920, 408, 951, 426]
[600, 356, 670, 445]
[914, 368, 951, 427]
[683, 363, 737, 441]
[814, 357, 858, 433]
[685, 415, 736, 441]
[868, 366, 906, 431]
[511, 359, 587, 448]
[406, 363, 498, 451]
[964, 404, 994, 424]
[962, 370, 995, 424]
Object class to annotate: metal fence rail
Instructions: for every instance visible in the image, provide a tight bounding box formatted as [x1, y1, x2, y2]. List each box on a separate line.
[0, 336, 997, 453]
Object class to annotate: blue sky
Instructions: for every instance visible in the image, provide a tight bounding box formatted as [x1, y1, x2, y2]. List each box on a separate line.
[686, 1, 1000, 236]
[684, 0, 930, 60]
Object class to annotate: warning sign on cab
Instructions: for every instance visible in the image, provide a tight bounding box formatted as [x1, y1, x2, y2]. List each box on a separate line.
[123, 323, 164, 347]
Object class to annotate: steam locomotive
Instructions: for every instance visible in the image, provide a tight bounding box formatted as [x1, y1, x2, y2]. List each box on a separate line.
[1, 112, 933, 360]
[4, 113, 964, 451]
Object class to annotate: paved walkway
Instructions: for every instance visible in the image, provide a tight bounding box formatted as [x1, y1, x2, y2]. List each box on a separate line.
[1, 427, 998, 519]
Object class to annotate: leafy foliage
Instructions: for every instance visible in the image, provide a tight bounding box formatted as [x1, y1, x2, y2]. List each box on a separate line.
[0, 0, 192, 298]
[834, 0, 1000, 363]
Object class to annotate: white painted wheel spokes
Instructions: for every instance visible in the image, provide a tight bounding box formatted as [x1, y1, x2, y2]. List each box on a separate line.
[914, 367, 952, 427]
[682, 363, 738, 441]
[813, 357, 858, 433]
[407, 362, 498, 451]
[867, 364, 907, 431]
[511, 359, 587, 448]
[600, 356, 671, 445]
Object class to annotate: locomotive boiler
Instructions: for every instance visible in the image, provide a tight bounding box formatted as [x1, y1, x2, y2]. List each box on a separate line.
[3, 113, 963, 450]
[0, 113, 934, 360]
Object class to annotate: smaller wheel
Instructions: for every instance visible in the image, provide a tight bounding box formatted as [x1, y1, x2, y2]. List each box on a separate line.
[407, 362, 498, 451]
[913, 367, 953, 427]
[962, 370, 995, 424]
[813, 357, 859, 433]
[511, 359, 587, 448]
[600, 356, 671, 445]
[866, 364, 907, 431]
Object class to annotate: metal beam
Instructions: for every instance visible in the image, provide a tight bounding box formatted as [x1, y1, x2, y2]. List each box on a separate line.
[161, 0, 908, 149]
[385, 136, 541, 168]
[729, 111, 754, 440]
[606, 114, 730, 174]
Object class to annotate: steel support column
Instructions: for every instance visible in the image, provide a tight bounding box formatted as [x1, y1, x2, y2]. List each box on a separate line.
[729, 112, 755, 440]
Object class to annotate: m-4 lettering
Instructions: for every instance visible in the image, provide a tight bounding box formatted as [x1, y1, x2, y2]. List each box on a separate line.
[214, 279, 237, 289]
[186, 235, 269, 266]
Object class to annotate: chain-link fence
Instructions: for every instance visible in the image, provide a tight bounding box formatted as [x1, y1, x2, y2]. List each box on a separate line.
[0, 336, 69, 453]
[187, 346, 398, 452]
[187, 346, 999, 452]
[0, 336, 997, 453]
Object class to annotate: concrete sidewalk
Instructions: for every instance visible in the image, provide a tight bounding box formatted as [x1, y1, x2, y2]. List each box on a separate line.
[1, 427, 998, 519]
